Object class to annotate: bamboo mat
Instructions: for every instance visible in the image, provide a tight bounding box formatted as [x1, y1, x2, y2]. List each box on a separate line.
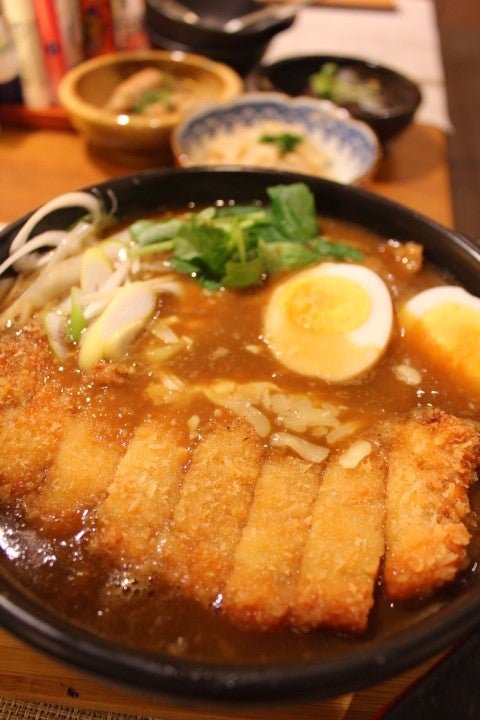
[0, 699, 156, 720]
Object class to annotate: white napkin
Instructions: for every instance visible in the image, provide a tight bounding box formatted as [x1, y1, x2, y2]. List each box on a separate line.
[263, 0, 451, 131]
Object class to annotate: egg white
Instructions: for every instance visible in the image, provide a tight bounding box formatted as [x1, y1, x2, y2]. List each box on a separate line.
[264, 262, 393, 382]
[402, 285, 480, 317]
[400, 285, 480, 393]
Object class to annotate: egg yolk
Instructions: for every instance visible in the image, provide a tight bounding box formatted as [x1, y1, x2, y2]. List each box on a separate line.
[264, 268, 392, 383]
[286, 276, 372, 334]
[402, 301, 480, 392]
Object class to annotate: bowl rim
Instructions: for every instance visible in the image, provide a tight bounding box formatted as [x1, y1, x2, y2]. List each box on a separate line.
[255, 54, 423, 119]
[170, 91, 382, 185]
[144, 0, 296, 45]
[58, 49, 244, 131]
[1, 166, 480, 707]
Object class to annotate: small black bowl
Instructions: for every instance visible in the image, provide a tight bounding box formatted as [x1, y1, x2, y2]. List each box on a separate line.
[255, 55, 422, 141]
[144, 0, 295, 77]
[1, 168, 480, 708]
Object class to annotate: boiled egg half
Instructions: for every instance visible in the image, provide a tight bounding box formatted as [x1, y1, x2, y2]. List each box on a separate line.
[264, 262, 393, 382]
[399, 285, 480, 394]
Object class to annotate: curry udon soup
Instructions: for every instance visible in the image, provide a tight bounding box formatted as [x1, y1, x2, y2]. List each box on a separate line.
[1, 182, 480, 664]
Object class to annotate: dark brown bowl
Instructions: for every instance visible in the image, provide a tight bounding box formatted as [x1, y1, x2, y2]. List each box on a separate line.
[144, 0, 295, 77]
[255, 55, 422, 141]
[1, 168, 480, 707]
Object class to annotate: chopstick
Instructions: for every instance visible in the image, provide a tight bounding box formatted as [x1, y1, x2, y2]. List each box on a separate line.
[260, 0, 397, 10]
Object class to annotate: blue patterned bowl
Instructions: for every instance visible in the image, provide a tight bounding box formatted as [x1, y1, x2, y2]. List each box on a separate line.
[171, 93, 381, 184]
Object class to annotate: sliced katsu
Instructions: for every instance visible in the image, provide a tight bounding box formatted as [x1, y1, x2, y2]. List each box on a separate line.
[94, 418, 188, 564]
[292, 451, 386, 633]
[224, 453, 322, 630]
[31, 414, 125, 524]
[384, 408, 480, 600]
[159, 418, 264, 605]
[0, 322, 72, 502]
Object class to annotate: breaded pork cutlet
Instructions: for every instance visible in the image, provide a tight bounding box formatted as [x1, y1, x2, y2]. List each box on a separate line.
[0, 322, 56, 406]
[30, 414, 125, 525]
[93, 419, 188, 564]
[159, 418, 263, 605]
[223, 453, 322, 630]
[292, 452, 386, 633]
[384, 408, 480, 600]
[0, 392, 68, 504]
[0, 322, 71, 503]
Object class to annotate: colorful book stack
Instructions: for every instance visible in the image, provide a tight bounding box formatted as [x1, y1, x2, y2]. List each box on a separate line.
[0, 0, 148, 109]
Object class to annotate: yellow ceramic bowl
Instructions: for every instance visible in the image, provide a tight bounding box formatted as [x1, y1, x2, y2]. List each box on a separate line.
[59, 50, 243, 167]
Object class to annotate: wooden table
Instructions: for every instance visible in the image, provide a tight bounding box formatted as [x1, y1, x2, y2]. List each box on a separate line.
[0, 122, 452, 719]
[0, 123, 452, 227]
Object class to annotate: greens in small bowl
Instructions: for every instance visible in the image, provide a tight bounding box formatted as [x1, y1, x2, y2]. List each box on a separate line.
[256, 56, 422, 141]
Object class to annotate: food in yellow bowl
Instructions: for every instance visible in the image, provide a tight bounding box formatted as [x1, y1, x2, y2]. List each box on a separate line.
[59, 50, 243, 166]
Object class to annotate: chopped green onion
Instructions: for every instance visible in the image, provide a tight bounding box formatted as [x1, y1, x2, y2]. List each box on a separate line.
[309, 62, 339, 100]
[129, 218, 183, 246]
[313, 239, 365, 261]
[129, 240, 174, 257]
[259, 132, 304, 155]
[133, 89, 172, 114]
[68, 287, 86, 343]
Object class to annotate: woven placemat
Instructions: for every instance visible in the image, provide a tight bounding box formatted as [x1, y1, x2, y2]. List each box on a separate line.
[0, 699, 157, 720]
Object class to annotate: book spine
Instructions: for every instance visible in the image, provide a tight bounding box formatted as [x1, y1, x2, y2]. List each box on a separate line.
[111, 0, 149, 50]
[80, 0, 116, 57]
[32, 0, 67, 102]
[2, 0, 51, 108]
[54, 0, 83, 68]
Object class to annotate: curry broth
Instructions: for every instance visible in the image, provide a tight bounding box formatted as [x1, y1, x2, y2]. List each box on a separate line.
[1, 213, 479, 665]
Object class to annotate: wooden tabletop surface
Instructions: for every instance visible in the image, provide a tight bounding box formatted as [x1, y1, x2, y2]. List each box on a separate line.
[0, 122, 452, 226]
[0, 120, 452, 719]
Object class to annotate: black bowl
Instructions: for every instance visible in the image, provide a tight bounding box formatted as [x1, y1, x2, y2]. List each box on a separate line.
[144, 25, 272, 78]
[1, 168, 480, 707]
[255, 55, 422, 142]
[144, 0, 295, 77]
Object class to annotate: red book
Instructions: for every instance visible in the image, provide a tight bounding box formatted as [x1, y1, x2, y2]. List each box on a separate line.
[32, 0, 67, 103]
[80, 0, 116, 58]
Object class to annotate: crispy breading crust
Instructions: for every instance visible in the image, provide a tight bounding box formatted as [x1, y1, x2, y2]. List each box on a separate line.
[0, 323, 57, 407]
[159, 419, 263, 606]
[384, 408, 480, 600]
[94, 418, 188, 564]
[223, 452, 322, 630]
[291, 452, 386, 633]
[31, 415, 125, 523]
[0, 392, 68, 502]
[0, 322, 71, 502]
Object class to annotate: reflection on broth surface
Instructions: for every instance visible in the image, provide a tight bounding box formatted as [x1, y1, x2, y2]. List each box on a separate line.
[1, 183, 480, 664]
